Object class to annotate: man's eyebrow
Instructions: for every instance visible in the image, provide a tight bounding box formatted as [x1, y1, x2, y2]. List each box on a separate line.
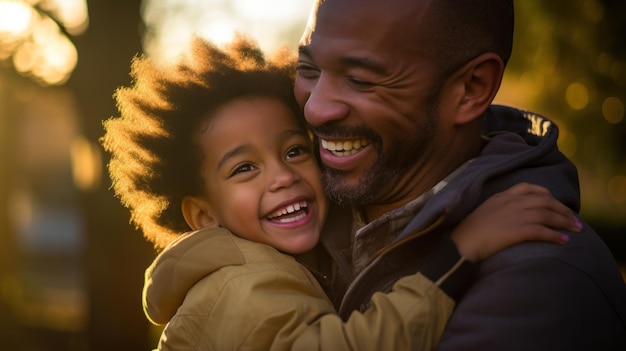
[298, 46, 387, 75]
[338, 57, 388, 75]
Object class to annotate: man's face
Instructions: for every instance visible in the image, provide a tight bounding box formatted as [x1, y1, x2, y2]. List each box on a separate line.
[294, 0, 447, 211]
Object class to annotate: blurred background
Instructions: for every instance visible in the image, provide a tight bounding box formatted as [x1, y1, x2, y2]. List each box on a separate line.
[0, 0, 624, 350]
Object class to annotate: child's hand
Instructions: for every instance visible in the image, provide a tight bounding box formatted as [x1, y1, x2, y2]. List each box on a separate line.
[451, 182, 582, 262]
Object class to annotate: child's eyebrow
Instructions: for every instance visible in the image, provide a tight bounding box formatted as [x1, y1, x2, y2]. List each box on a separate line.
[216, 128, 307, 170]
[282, 128, 308, 139]
[217, 145, 250, 171]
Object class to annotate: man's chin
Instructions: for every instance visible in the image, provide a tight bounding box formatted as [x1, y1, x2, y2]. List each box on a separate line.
[322, 172, 372, 206]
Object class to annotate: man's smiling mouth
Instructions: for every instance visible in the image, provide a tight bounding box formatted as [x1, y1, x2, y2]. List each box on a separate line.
[321, 138, 369, 157]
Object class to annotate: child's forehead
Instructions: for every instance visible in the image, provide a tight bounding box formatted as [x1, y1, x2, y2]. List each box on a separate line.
[198, 98, 310, 168]
[208, 95, 301, 124]
[201, 96, 305, 136]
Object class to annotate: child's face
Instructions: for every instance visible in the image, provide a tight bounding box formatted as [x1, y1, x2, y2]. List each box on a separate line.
[195, 96, 328, 254]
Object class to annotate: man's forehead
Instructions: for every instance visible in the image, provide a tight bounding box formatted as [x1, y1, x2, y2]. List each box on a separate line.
[312, 0, 433, 17]
[300, 0, 434, 55]
[301, 0, 433, 41]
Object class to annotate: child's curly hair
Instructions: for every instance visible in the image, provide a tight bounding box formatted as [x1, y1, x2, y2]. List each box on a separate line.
[101, 36, 301, 249]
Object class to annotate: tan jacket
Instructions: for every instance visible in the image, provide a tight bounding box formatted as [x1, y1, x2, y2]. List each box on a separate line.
[143, 227, 454, 350]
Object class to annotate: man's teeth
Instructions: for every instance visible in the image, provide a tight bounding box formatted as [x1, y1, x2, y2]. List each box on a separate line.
[267, 201, 308, 221]
[321, 139, 369, 156]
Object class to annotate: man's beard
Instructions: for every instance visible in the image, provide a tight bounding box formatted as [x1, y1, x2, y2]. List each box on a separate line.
[321, 158, 401, 206]
[321, 115, 436, 207]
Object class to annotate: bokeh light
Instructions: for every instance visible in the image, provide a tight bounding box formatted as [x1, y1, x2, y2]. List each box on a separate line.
[70, 136, 102, 192]
[565, 82, 589, 110]
[0, 0, 87, 86]
[0, 1, 35, 59]
[607, 175, 626, 205]
[557, 128, 578, 159]
[602, 96, 624, 124]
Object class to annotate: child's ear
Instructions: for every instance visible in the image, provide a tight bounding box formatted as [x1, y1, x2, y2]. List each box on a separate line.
[181, 196, 219, 230]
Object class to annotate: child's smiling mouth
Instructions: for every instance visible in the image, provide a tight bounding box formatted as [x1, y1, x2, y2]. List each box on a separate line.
[266, 200, 309, 224]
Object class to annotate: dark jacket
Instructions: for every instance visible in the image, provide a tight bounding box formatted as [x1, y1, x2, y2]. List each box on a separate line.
[310, 105, 626, 350]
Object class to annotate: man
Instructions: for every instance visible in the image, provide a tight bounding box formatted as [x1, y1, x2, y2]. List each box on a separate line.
[294, 0, 626, 349]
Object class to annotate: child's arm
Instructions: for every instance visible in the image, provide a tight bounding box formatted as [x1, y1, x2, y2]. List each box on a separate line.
[452, 182, 581, 262]
[289, 182, 580, 350]
[293, 184, 575, 350]
[157, 183, 579, 351]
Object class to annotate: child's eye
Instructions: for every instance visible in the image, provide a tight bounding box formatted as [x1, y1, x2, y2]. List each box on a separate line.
[286, 145, 310, 160]
[230, 163, 255, 177]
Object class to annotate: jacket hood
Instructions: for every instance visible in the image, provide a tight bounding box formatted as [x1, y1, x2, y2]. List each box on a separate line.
[401, 105, 581, 238]
[142, 228, 245, 325]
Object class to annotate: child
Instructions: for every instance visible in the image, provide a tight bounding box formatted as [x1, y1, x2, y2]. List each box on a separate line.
[101, 36, 580, 350]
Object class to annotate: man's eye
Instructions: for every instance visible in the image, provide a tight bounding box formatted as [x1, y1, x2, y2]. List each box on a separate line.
[348, 77, 374, 89]
[296, 63, 320, 78]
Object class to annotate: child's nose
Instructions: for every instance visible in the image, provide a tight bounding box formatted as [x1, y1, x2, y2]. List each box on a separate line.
[268, 164, 300, 191]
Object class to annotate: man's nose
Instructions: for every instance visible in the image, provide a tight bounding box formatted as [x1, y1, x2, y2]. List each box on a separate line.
[302, 75, 350, 127]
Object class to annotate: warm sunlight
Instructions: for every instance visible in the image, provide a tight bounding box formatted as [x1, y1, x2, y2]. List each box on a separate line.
[232, 0, 308, 19]
[0, 1, 34, 55]
[141, 0, 315, 63]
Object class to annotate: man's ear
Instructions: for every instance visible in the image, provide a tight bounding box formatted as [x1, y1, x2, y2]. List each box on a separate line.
[181, 196, 219, 231]
[453, 52, 504, 125]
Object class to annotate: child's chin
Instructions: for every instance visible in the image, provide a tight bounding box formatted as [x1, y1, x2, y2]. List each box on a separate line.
[280, 238, 318, 255]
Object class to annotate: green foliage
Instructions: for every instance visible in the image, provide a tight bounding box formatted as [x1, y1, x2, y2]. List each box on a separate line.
[498, 0, 626, 224]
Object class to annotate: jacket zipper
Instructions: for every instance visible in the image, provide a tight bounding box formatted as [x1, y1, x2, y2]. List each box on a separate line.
[338, 212, 447, 315]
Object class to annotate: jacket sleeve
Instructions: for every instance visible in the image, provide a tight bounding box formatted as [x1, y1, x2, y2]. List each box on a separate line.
[157, 261, 455, 351]
[288, 272, 455, 351]
[435, 242, 626, 350]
